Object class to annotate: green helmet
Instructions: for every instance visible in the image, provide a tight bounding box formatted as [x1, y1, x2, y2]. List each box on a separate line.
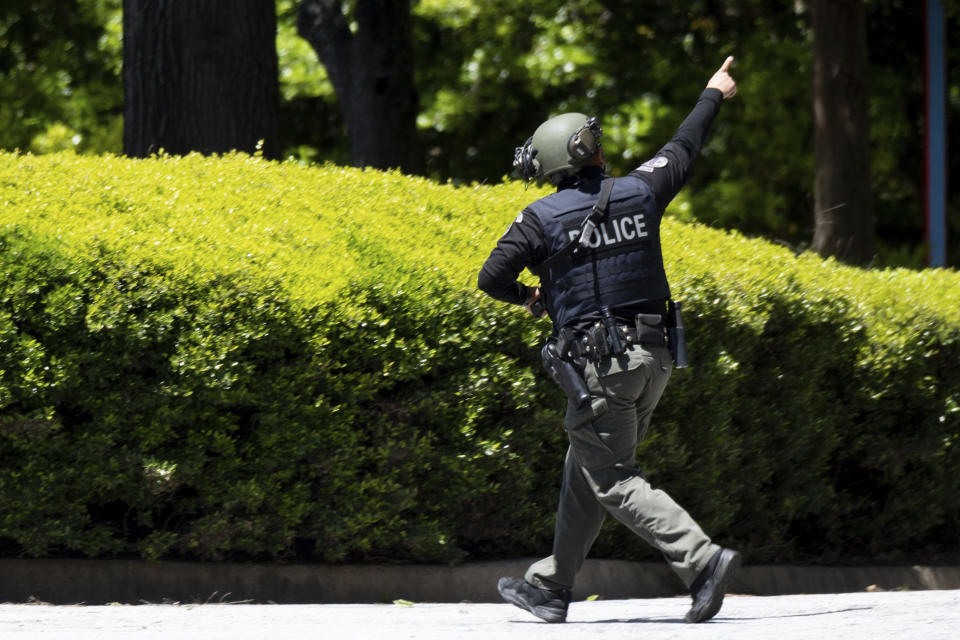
[513, 113, 602, 185]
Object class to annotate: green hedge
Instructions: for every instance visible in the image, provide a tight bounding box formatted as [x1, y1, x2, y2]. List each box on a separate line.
[1, 150, 958, 565]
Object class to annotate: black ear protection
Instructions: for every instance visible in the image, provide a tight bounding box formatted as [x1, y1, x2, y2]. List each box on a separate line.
[513, 137, 538, 181]
[567, 116, 602, 162]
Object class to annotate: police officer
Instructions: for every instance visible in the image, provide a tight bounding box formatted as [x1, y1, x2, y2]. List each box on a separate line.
[478, 57, 740, 624]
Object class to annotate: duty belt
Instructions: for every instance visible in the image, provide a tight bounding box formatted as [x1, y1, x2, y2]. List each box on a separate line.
[557, 313, 666, 363]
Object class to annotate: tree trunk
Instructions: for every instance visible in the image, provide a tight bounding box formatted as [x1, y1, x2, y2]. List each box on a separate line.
[810, 0, 875, 264]
[297, 0, 421, 173]
[123, 0, 280, 159]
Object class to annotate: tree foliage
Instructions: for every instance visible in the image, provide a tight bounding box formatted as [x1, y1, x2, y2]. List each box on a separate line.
[0, 0, 122, 154]
[1, 0, 958, 265]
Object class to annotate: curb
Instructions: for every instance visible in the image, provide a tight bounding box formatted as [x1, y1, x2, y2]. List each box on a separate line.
[2, 558, 959, 605]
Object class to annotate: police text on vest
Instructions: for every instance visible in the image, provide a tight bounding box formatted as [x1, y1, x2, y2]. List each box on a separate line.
[568, 213, 648, 249]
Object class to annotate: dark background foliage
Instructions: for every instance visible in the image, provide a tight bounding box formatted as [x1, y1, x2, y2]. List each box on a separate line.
[1, 1, 958, 266]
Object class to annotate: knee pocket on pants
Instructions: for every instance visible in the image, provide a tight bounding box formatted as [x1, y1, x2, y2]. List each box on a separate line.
[566, 418, 619, 471]
[564, 395, 608, 430]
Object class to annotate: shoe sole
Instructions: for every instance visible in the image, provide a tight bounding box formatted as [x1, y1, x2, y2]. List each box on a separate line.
[497, 581, 567, 623]
[685, 549, 741, 623]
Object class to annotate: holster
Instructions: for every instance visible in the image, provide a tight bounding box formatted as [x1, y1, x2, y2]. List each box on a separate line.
[541, 338, 591, 408]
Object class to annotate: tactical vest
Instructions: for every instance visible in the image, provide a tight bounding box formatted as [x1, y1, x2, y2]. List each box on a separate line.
[529, 175, 670, 330]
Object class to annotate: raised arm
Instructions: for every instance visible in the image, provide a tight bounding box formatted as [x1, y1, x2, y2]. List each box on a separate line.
[630, 56, 738, 211]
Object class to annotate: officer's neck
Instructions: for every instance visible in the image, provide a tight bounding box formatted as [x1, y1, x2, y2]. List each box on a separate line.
[556, 165, 605, 191]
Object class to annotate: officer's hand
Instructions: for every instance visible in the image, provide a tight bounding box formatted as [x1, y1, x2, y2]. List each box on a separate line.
[525, 287, 547, 318]
[707, 56, 737, 99]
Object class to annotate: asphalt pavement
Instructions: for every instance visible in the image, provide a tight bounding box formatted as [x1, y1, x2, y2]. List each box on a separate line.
[1, 589, 957, 639]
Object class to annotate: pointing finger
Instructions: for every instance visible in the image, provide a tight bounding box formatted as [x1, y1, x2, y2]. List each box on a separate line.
[719, 56, 734, 73]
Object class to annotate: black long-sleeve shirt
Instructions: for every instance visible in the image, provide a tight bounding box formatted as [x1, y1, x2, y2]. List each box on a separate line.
[478, 88, 724, 307]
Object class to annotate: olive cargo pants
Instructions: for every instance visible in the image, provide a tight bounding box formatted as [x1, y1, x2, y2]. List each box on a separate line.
[526, 343, 719, 591]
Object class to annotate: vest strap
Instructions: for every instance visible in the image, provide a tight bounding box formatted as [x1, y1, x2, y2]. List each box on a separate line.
[532, 177, 614, 276]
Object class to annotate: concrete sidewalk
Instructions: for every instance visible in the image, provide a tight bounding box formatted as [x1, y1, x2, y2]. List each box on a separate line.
[1, 589, 957, 640]
[4, 558, 960, 604]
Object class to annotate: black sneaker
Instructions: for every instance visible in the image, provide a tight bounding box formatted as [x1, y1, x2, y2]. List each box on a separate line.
[685, 548, 741, 623]
[497, 576, 571, 623]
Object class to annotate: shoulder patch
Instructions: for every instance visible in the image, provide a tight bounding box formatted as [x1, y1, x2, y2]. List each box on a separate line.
[636, 156, 669, 173]
[515, 211, 524, 225]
